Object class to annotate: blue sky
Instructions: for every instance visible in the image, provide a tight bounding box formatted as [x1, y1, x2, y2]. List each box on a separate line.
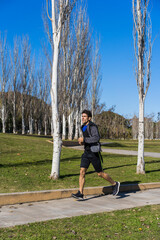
[0, 0, 160, 119]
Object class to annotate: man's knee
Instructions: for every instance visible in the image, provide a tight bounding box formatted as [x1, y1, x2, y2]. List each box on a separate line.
[97, 171, 103, 177]
[80, 168, 86, 177]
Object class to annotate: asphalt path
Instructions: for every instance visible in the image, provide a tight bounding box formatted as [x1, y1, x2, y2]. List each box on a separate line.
[68, 145, 160, 158]
[1, 188, 160, 228]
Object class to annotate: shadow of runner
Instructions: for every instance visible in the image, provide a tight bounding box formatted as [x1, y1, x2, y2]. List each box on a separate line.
[115, 192, 130, 199]
[77, 194, 105, 202]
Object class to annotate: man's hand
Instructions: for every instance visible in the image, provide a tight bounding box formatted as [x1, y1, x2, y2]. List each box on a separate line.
[78, 137, 84, 145]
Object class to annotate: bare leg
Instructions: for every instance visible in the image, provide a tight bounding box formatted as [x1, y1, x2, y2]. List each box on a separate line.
[97, 172, 116, 185]
[79, 168, 87, 194]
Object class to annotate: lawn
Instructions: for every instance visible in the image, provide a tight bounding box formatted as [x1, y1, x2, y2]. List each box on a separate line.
[0, 204, 160, 239]
[101, 139, 160, 153]
[0, 134, 160, 193]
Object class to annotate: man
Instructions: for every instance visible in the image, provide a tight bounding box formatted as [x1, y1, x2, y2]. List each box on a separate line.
[72, 109, 120, 200]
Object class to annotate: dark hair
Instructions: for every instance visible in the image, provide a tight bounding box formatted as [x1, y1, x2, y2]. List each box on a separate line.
[82, 109, 92, 118]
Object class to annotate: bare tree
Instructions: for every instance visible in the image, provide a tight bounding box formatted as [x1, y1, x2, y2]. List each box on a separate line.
[20, 36, 31, 135]
[9, 37, 20, 134]
[155, 112, 160, 139]
[46, 0, 76, 179]
[73, 6, 91, 139]
[28, 56, 36, 135]
[0, 34, 10, 133]
[132, 115, 139, 140]
[145, 114, 154, 139]
[90, 39, 102, 122]
[132, 0, 152, 174]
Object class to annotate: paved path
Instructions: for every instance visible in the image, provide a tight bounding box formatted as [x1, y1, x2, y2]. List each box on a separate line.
[1, 188, 160, 228]
[69, 146, 160, 158]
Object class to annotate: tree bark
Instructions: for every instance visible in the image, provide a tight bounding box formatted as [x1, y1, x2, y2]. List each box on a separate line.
[50, 43, 62, 179]
[62, 113, 66, 140]
[12, 91, 16, 134]
[22, 94, 25, 135]
[137, 98, 145, 174]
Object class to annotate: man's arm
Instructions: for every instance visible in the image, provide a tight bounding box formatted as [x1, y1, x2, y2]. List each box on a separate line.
[84, 125, 100, 144]
[78, 137, 84, 145]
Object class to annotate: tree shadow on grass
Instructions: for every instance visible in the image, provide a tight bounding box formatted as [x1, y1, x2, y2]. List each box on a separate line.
[145, 169, 160, 173]
[103, 143, 126, 148]
[146, 160, 160, 164]
[0, 159, 52, 168]
[0, 156, 81, 168]
[17, 134, 52, 139]
[60, 170, 96, 179]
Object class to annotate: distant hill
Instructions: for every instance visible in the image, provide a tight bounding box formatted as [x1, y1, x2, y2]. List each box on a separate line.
[95, 111, 132, 139]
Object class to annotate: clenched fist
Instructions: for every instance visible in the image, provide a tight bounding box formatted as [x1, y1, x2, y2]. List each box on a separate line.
[78, 137, 84, 145]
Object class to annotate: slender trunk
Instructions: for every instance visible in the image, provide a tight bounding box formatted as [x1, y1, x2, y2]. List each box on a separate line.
[68, 111, 74, 140]
[13, 91, 16, 134]
[92, 96, 95, 123]
[29, 115, 33, 135]
[137, 98, 145, 174]
[79, 101, 83, 137]
[38, 120, 41, 135]
[22, 95, 25, 135]
[62, 113, 66, 140]
[34, 120, 38, 134]
[29, 99, 33, 134]
[74, 110, 79, 139]
[44, 113, 47, 136]
[50, 44, 62, 179]
[2, 102, 6, 133]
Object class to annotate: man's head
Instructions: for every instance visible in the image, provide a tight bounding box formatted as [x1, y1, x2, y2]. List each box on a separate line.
[82, 110, 92, 125]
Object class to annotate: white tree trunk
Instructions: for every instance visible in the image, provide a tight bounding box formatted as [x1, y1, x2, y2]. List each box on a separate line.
[74, 110, 79, 139]
[50, 44, 62, 179]
[13, 92, 16, 134]
[38, 120, 41, 135]
[29, 115, 33, 135]
[51, 118, 54, 136]
[44, 114, 47, 136]
[2, 102, 6, 133]
[22, 96, 25, 135]
[68, 111, 74, 140]
[137, 98, 145, 174]
[62, 113, 66, 140]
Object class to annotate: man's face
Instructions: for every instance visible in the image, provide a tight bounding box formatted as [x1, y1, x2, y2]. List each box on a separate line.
[82, 113, 89, 125]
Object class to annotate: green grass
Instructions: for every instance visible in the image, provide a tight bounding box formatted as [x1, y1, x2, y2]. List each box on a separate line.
[101, 139, 160, 153]
[0, 134, 160, 193]
[0, 205, 160, 239]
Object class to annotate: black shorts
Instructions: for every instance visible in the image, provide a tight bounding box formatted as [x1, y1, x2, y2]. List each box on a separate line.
[80, 150, 103, 173]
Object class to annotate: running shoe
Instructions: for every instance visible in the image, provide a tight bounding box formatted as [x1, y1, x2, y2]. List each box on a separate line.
[71, 191, 84, 200]
[113, 182, 120, 196]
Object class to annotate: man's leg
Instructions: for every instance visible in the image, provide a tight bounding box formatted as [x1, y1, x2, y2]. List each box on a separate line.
[97, 171, 120, 195]
[71, 167, 87, 199]
[79, 167, 87, 194]
[97, 171, 115, 185]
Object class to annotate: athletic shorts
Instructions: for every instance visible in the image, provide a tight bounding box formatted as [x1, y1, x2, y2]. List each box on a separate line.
[80, 150, 103, 173]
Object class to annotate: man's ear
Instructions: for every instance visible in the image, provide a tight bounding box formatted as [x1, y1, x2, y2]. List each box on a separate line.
[89, 117, 91, 121]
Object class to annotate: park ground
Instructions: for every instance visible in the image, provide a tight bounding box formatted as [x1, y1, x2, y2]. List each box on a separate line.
[0, 133, 160, 239]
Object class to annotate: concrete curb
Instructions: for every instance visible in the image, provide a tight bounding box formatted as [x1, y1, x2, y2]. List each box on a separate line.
[0, 182, 160, 206]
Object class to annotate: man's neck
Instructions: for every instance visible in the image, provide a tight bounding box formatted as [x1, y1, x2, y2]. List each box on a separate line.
[84, 121, 90, 126]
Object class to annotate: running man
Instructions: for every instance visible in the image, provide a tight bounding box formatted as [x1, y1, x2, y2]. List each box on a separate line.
[72, 109, 120, 200]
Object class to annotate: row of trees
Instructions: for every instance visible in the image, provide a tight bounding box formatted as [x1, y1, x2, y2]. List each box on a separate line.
[132, 113, 160, 140]
[0, 35, 51, 135]
[0, 3, 101, 141]
[0, 0, 155, 177]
